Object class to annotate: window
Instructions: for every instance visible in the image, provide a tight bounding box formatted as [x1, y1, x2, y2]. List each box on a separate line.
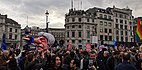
[9, 33, 12, 39]
[105, 35, 107, 40]
[100, 28, 103, 32]
[125, 37, 128, 42]
[124, 15, 127, 19]
[87, 31, 90, 38]
[92, 19, 94, 22]
[120, 25, 123, 29]
[95, 28, 97, 32]
[125, 31, 127, 35]
[120, 19, 123, 23]
[109, 29, 112, 33]
[130, 32, 133, 36]
[129, 22, 132, 25]
[87, 26, 90, 29]
[72, 32, 75, 37]
[15, 35, 17, 40]
[78, 18, 81, 22]
[99, 14, 103, 18]
[116, 13, 118, 17]
[108, 16, 111, 19]
[10, 28, 12, 32]
[116, 30, 119, 34]
[79, 25, 82, 28]
[121, 31, 123, 35]
[119, 14, 123, 18]
[125, 26, 127, 30]
[15, 29, 17, 33]
[116, 24, 119, 29]
[87, 18, 89, 22]
[105, 28, 107, 33]
[92, 26, 94, 29]
[67, 32, 69, 37]
[104, 15, 107, 19]
[109, 36, 112, 41]
[100, 21, 103, 25]
[72, 18, 75, 22]
[104, 22, 107, 26]
[121, 37, 123, 41]
[67, 26, 69, 29]
[72, 25, 75, 28]
[125, 20, 127, 24]
[66, 18, 69, 22]
[79, 40, 82, 43]
[116, 36, 119, 41]
[78, 31, 81, 37]
[130, 26, 132, 30]
[100, 35, 103, 40]
[108, 23, 111, 27]
[116, 19, 118, 23]
[131, 38, 133, 42]
[72, 40, 75, 43]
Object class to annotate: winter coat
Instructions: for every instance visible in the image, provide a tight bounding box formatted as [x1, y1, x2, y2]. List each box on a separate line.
[115, 61, 137, 70]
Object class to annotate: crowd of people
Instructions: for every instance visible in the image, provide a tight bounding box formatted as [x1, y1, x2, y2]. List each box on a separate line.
[0, 44, 142, 70]
[0, 32, 142, 70]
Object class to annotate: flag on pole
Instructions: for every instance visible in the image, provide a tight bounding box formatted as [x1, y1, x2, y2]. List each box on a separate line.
[136, 18, 142, 41]
[1, 33, 6, 50]
[113, 39, 117, 49]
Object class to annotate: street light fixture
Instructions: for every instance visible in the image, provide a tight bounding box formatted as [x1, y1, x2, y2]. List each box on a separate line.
[45, 10, 49, 33]
[108, 33, 109, 44]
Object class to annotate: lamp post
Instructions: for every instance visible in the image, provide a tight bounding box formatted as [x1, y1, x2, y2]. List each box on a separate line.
[45, 10, 49, 33]
[108, 33, 109, 44]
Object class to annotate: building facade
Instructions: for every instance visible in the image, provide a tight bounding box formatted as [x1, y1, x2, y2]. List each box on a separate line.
[65, 9, 97, 48]
[110, 6, 134, 43]
[0, 14, 21, 48]
[65, 6, 135, 48]
[48, 28, 65, 43]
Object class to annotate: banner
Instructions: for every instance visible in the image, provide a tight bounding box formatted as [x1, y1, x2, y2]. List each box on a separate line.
[92, 36, 98, 43]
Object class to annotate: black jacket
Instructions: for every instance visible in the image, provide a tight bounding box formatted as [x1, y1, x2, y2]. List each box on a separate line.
[115, 61, 137, 70]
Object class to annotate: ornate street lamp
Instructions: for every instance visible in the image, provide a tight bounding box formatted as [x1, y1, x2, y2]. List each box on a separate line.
[45, 10, 49, 32]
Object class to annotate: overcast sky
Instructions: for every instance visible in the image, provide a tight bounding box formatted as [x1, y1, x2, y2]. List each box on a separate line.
[0, 0, 142, 29]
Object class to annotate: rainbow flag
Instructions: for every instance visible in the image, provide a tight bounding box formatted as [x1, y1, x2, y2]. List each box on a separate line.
[136, 18, 142, 41]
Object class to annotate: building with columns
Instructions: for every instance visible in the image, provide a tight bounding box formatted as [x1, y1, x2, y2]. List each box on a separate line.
[65, 9, 97, 48]
[65, 6, 135, 48]
[0, 14, 21, 48]
[110, 6, 134, 43]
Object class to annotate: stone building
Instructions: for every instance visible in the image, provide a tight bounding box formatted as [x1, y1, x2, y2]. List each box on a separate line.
[65, 6, 135, 48]
[48, 28, 65, 43]
[0, 14, 21, 48]
[65, 9, 97, 48]
[110, 6, 134, 43]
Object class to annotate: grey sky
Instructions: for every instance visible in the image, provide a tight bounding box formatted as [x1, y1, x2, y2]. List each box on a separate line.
[0, 0, 141, 29]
